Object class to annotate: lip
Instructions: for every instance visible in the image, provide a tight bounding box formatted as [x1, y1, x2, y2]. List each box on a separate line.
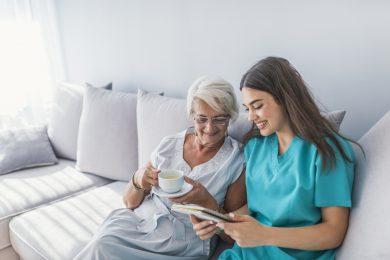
[203, 132, 219, 136]
[255, 120, 268, 130]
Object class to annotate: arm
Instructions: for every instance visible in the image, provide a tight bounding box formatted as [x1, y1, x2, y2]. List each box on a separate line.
[190, 170, 247, 242]
[217, 206, 350, 250]
[123, 162, 160, 209]
[222, 171, 247, 213]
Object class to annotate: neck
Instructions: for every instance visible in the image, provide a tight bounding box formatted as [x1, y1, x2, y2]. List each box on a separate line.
[276, 127, 295, 155]
[193, 134, 224, 153]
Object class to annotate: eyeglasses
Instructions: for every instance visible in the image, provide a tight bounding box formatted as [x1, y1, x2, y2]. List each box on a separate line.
[193, 115, 230, 126]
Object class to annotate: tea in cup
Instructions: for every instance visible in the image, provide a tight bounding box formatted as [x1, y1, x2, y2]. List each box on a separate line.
[158, 170, 184, 193]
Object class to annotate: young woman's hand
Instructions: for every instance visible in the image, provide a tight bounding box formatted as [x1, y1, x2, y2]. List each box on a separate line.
[169, 176, 218, 210]
[190, 215, 219, 240]
[216, 213, 266, 248]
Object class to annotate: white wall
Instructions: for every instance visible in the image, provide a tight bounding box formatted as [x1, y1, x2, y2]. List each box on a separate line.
[54, 0, 390, 139]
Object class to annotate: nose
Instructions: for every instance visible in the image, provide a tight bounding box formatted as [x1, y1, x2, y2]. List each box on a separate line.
[204, 120, 216, 131]
[247, 109, 257, 121]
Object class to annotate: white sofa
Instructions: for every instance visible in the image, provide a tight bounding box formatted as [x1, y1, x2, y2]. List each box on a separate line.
[1, 84, 389, 260]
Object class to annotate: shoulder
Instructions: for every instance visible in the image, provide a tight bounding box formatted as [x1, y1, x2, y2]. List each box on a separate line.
[313, 134, 356, 169]
[326, 134, 356, 162]
[154, 130, 186, 152]
[244, 134, 272, 151]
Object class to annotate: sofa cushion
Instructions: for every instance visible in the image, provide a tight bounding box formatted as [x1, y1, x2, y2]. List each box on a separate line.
[0, 246, 19, 260]
[336, 111, 390, 259]
[76, 86, 138, 181]
[0, 126, 58, 175]
[48, 82, 112, 160]
[137, 89, 193, 167]
[10, 181, 126, 260]
[0, 159, 112, 250]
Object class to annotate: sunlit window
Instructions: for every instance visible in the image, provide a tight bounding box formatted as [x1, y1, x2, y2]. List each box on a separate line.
[0, 2, 53, 129]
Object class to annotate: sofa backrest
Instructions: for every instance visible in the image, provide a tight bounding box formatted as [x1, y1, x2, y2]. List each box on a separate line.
[337, 111, 390, 259]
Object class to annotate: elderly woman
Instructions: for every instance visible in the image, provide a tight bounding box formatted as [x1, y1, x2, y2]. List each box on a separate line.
[73, 76, 246, 260]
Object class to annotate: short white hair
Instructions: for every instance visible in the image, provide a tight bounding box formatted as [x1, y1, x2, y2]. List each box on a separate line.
[187, 76, 239, 122]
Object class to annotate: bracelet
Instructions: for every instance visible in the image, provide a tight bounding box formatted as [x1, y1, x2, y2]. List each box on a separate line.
[131, 173, 143, 191]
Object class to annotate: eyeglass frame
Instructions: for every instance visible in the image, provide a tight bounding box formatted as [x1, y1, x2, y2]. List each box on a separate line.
[193, 114, 230, 126]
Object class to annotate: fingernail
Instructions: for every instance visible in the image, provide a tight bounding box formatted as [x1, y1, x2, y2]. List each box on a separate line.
[229, 213, 235, 218]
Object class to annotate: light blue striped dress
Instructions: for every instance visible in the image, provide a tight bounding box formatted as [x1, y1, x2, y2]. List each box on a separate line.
[74, 128, 244, 260]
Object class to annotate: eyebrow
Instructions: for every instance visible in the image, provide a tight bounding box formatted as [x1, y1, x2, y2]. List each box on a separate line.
[242, 99, 263, 107]
[195, 114, 228, 118]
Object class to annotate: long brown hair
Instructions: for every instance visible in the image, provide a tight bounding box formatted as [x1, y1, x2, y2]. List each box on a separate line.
[241, 57, 358, 169]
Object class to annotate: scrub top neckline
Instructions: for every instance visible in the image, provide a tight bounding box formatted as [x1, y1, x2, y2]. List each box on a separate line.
[272, 133, 300, 164]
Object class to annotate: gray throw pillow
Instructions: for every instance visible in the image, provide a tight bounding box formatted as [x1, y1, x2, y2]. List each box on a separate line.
[0, 126, 58, 175]
[322, 110, 346, 132]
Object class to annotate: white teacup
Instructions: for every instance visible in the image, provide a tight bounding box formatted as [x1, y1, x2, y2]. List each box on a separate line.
[158, 170, 184, 193]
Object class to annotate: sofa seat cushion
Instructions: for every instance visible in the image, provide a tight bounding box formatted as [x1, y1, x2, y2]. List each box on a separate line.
[0, 159, 112, 250]
[10, 181, 126, 260]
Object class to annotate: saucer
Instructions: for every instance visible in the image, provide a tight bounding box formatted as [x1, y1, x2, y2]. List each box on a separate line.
[152, 183, 193, 198]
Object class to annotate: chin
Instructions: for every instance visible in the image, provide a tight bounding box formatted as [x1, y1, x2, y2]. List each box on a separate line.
[259, 129, 274, 137]
[200, 136, 224, 145]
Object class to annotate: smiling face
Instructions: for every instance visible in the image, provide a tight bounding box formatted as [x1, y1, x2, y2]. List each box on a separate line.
[242, 87, 290, 136]
[192, 99, 229, 148]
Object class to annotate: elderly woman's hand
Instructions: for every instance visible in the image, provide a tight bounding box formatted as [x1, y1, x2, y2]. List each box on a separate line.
[170, 176, 218, 210]
[134, 166, 160, 192]
[190, 215, 220, 240]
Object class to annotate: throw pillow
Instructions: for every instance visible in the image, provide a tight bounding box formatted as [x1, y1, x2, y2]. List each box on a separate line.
[0, 126, 58, 175]
[322, 110, 346, 132]
[48, 82, 112, 160]
[137, 89, 192, 167]
[76, 86, 137, 181]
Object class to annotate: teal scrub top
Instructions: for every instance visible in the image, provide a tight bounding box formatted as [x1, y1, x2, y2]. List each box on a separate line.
[219, 133, 355, 260]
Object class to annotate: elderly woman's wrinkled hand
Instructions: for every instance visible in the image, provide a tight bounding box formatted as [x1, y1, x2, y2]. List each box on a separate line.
[169, 176, 218, 209]
[190, 215, 220, 240]
[135, 166, 160, 192]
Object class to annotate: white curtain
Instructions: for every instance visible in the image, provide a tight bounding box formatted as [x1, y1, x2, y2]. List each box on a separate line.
[0, 0, 64, 129]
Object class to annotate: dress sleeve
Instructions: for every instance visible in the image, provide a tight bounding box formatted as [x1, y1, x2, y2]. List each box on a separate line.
[314, 137, 356, 208]
[149, 135, 175, 168]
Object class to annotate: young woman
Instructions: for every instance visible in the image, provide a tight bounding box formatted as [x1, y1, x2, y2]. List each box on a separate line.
[191, 57, 357, 260]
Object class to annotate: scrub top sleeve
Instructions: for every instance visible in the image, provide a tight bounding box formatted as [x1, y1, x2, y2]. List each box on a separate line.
[314, 138, 355, 208]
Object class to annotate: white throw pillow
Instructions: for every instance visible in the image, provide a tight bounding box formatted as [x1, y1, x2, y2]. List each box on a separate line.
[137, 89, 192, 167]
[48, 82, 112, 160]
[76, 86, 137, 181]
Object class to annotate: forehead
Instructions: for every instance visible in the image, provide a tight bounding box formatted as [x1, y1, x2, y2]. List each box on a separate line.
[241, 87, 273, 105]
[192, 99, 221, 116]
